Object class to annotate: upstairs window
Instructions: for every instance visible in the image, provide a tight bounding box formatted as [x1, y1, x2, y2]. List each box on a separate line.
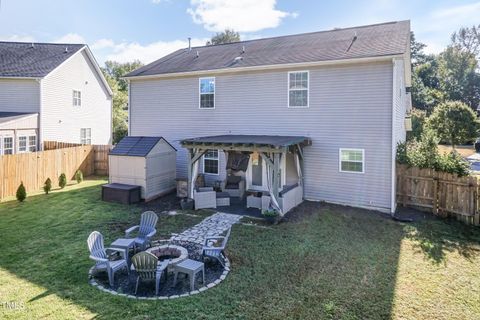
[28, 135, 37, 152]
[80, 128, 91, 144]
[73, 90, 82, 107]
[199, 77, 215, 109]
[288, 71, 309, 107]
[203, 149, 219, 175]
[18, 136, 27, 153]
[339, 149, 364, 173]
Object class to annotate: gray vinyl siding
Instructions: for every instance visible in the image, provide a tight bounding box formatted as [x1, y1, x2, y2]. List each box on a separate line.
[130, 61, 395, 211]
[0, 79, 40, 113]
[41, 50, 112, 145]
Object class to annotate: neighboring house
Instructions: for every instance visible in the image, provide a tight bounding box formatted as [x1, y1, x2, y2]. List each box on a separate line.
[0, 42, 112, 154]
[125, 21, 412, 214]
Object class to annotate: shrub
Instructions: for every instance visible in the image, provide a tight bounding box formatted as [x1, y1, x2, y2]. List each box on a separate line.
[397, 130, 471, 177]
[16, 182, 26, 202]
[407, 108, 427, 141]
[43, 178, 52, 194]
[75, 170, 83, 184]
[59, 173, 67, 189]
[425, 101, 479, 147]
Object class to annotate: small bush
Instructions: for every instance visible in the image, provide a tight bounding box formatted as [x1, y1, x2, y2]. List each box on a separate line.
[59, 173, 67, 189]
[43, 178, 52, 194]
[75, 170, 83, 184]
[397, 130, 471, 177]
[407, 108, 427, 141]
[16, 182, 26, 202]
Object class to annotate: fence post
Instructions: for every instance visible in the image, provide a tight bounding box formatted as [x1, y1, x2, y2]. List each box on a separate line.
[475, 178, 480, 226]
[432, 171, 438, 215]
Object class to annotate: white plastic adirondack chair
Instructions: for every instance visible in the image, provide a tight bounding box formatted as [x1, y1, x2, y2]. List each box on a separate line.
[87, 231, 128, 287]
[131, 251, 169, 295]
[125, 211, 158, 252]
[201, 227, 231, 267]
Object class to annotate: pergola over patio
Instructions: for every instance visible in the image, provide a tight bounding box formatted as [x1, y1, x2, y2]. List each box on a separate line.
[180, 134, 312, 215]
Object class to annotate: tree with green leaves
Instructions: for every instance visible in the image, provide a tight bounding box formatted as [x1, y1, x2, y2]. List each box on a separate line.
[425, 101, 479, 148]
[451, 25, 480, 59]
[206, 29, 240, 46]
[102, 60, 144, 144]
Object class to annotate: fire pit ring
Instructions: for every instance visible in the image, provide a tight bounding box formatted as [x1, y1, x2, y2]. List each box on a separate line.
[146, 244, 188, 267]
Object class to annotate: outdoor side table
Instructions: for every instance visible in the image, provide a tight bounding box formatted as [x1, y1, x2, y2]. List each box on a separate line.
[110, 238, 136, 266]
[172, 259, 205, 291]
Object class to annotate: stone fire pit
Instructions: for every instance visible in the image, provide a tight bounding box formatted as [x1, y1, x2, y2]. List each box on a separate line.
[146, 244, 188, 269]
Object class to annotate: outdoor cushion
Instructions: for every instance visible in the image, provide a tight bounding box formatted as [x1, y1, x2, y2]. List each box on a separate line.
[225, 183, 239, 190]
[227, 175, 242, 185]
[216, 192, 230, 199]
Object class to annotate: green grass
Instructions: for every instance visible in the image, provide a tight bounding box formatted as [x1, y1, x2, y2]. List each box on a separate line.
[0, 180, 479, 319]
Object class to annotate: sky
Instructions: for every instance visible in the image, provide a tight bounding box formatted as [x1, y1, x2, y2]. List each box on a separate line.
[0, 0, 479, 66]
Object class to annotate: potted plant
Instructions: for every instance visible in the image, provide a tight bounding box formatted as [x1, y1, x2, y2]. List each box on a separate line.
[180, 197, 194, 210]
[262, 208, 279, 224]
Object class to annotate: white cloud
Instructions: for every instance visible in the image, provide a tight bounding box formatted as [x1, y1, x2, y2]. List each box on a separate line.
[187, 0, 296, 32]
[0, 34, 36, 42]
[98, 38, 208, 64]
[54, 33, 86, 44]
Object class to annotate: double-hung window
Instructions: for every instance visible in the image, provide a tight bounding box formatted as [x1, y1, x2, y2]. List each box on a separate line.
[288, 71, 309, 107]
[203, 149, 219, 175]
[199, 77, 215, 109]
[18, 136, 27, 153]
[339, 149, 364, 173]
[3, 137, 13, 155]
[28, 135, 37, 152]
[73, 90, 82, 107]
[80, 128, 91, 144]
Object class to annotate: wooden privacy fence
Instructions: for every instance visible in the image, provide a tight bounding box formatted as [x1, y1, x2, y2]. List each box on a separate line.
[0, 145, 94, 200]
[44, 141, 112, 176]
[397, 164, 480, 226]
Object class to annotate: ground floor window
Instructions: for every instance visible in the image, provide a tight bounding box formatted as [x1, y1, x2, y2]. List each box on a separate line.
[28, 135, 37, 152]
[81, 128, 92, 144]
[339, 148, 364, 173]
[3, 137, 13, 155]
[18, 136, 27, 152]
[203, 149, 219, 175]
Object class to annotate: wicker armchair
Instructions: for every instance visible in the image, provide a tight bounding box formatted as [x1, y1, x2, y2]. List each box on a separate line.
[222, 175, 245, 198]
[194, 187, 217, 210]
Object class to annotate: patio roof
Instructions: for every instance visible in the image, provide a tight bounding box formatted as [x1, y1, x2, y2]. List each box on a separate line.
[180, 135, 311, 152]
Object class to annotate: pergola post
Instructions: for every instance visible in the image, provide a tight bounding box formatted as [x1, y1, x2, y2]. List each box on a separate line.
[187, 148, 207, 198]
[272, 153, 280, 201]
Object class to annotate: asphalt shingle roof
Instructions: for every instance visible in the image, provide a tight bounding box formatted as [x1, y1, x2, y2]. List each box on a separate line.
[0, 42, 85, 78]
[110, 136, 175, 157]
[0, 112, 37, 125]
[127, 20, 410, 77]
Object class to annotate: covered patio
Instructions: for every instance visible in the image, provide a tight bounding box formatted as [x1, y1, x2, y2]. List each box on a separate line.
[180, 135, 312, 216]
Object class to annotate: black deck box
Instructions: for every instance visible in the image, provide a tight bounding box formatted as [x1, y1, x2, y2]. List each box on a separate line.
[102, 183, 141, 205]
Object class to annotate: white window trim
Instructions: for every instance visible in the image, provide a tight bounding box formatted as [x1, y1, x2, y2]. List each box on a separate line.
[198, 77, 216, 109]
[339, 148, 365, 174]
[288, 70, 309, 108]
[28, 135, 37, 152]
[80, 128, 92, 145]
[17, 135, 28, 153]
[2, 136, 14, 155]
[73, 89, 82, 107]
[203, 149, 220, 175]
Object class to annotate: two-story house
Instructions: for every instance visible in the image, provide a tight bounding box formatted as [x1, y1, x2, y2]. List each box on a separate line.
[124, 21, 411, 214]
[0, 42, 112, 154]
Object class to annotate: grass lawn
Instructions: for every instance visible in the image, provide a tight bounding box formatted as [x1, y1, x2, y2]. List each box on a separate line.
[438, 144, 476, 158]
[1, 179, 480, 319]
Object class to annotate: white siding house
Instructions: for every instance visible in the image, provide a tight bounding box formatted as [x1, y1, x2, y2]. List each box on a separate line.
[125, 21, 412, 213]
[0, 42, 112, 154]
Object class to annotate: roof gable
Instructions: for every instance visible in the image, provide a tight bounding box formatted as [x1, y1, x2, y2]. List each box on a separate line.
[127, 20, 410, 78]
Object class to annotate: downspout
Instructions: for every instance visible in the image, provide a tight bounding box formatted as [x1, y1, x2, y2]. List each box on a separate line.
[37, 78, 43, 150]
[127, 79, 131, 136]
[390, 59, 398, 216]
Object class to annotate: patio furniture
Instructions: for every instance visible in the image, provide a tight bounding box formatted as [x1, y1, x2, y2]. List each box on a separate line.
[223, 174, 245, 198]
[125, 211, 158, 252]
[102, 183, 141, 204]
[172, 259, 205, 291]
[216, 192, 230, 206]
[131, 251, 169, 295]
[110, 238, 136, 266]
[202, 227, 231, 267]
[193, 187, 217, 210]
[87, 231, 128, 287]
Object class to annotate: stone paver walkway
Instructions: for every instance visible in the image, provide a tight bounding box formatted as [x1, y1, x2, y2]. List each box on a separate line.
[170, 212, 242, 244]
